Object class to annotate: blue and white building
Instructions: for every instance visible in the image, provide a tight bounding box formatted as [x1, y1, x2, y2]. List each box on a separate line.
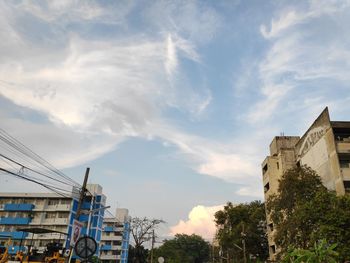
[99, 208, 130, 263]
[0, 184, 106, 256]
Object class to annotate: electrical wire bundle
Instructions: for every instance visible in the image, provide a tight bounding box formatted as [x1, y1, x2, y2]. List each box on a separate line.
[0, 128, 117, 218]
[0, 128, 81, 197]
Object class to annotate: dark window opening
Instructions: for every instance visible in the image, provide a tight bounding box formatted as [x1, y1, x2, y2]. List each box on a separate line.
[296, 161, 301, 167]
[263, 164, 268, 174]
[270, 245, 276, 254]
[264, 182, 270, 193]
[339, 154, 350, 168]
[333, 127, 350, 142]
[268, 223, 274, 232]
[276, 162, 279, 169]
[344, 181, 350, 193]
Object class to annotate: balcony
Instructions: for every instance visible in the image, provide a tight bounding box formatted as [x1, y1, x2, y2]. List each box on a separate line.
[101, 235, 122, 241]
[0, 217, 31, 225]
[341, 168, 350, 181]
[336, 141, 350, 153]
[111, 245, 122, 250]
[4, 204, 34, 211]
[100, 245, 112, 251]
[100, 254, 117, 260]
[39, 218, 69, 225]
[45, 204, 71, 211]
[103, 226, 115, 232]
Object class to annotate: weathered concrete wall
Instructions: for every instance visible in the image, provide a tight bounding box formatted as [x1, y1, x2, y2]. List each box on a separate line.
[295, 108, 344, 194]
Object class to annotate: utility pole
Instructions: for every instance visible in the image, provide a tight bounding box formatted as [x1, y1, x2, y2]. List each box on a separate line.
[68, 167, 90, 263]
[76, 167, 90, 220]
[150, 229, 155, 263]
[242, 224, 247, 263]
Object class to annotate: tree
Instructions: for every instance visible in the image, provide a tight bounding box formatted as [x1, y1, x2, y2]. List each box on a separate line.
[129, 217, 164, 263]
[128, 244, 149, 263]
[282, 239, 339, 263]
[214, 201, 268, 262]
[153, 234, 210, 263]
[267, 165, 350, 261]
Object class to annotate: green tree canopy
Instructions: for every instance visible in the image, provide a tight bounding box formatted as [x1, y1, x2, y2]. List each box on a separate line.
[153, 234, 210, 263]
[267, 165, 350, 261]
[214, 200, 268, 262]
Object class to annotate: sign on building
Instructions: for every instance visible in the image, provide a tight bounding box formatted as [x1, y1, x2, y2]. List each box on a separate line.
[70, 219, 84, 246]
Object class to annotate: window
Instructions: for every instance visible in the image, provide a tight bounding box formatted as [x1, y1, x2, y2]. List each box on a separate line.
[268, 223, 274, 232]
[344, 181, 350, 193]
[60, 199, 71, 205]
[58, 212, 68, 218]
[339, 154, 350, 169]
[48, 199, 59, 206]
[333, 127, 350, 141]
[262, 164, 268, 174]
[270, 245, 276, 254]
[264, 182, 270, 193]
[340, 160, 350, 168]
[45, 212, 56, 219]
[276, 162, 279, 169]
[35, 199, 44, 205]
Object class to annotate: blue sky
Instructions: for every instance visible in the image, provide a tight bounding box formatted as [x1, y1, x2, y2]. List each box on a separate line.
[1, 0, 350, 240]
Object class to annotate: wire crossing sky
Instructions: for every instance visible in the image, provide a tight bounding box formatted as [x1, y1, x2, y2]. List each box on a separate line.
[1, 0, 350, 240]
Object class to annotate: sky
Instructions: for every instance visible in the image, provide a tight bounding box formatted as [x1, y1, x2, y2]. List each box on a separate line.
[1, 0, 350, 241]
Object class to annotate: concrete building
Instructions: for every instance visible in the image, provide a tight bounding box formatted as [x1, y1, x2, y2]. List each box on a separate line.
[0, 184, 106, 256]
[99, 208, 130, 263]
[262, 107, 350, 260]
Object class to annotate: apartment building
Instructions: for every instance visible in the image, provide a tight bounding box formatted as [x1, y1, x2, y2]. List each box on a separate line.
[0, 184, 106, 256]
[262, 107, 350, 260]
[99, 208, 130, 263]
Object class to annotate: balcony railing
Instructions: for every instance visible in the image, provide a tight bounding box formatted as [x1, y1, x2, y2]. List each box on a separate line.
[0, 217, 31, 225]
[100, 245, 112, 251]
[0, 231, 28, 239]
[4, 204, 34, 211]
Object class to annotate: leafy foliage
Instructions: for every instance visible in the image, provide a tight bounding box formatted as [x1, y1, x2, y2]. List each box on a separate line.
[153, 234, 210, 263]
[128, 244, 149, 263]
[267, 165, 350, 261]
[214, 201, 268, 262]
[282, 239, 339, 263]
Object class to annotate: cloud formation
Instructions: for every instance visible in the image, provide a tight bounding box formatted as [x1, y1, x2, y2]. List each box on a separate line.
[0, 0, 265, 198]
[169, 204, 223, 240]
[248, 0, 350, 124]
[2, 0, 350, 201]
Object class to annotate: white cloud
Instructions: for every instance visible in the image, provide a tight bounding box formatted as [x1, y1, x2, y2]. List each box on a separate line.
[0, 0, 221, 181]
[260, 10, 301, 39]
[144, 0, 222, 44]
[169, 204, 223, 240]
[248, 1, 350, 124]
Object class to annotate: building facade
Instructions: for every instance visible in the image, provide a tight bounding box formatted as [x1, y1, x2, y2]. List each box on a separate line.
[262, 107, 350, 260]
[0, 184, 106, 257]
[99, 208, 130, 263]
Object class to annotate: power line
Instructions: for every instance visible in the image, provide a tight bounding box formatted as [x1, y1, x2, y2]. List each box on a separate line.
[0, 153, 76, 187]
[0, 129, 80, 187]
[0, 168, 71, 198]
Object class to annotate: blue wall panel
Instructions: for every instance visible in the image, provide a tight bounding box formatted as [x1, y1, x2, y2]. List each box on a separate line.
[4, 204, 34, 211]
[0, 217, 31, 225]
[0, 231, 28, 239]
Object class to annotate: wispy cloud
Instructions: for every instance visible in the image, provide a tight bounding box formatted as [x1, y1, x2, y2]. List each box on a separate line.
[248, 0, 350, 124]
